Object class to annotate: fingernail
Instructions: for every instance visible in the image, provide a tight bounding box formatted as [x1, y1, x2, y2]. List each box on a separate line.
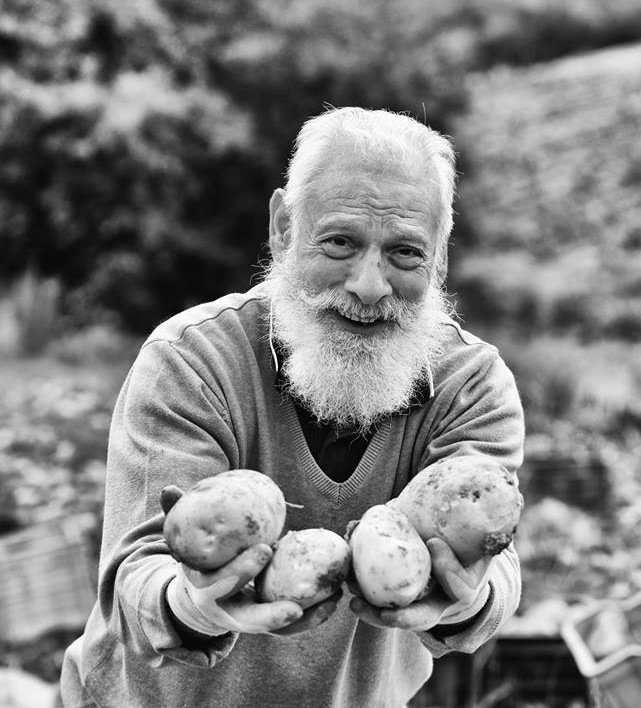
[255, 547, 272, 564]
[426, 538, 445, 552]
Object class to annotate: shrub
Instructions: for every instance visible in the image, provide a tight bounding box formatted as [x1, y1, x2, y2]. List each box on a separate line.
[0, 271, 63, 357]
[48, 323, 141, 367]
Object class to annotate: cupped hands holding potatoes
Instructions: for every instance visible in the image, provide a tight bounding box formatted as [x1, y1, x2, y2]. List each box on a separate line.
[348, 455, 523, 632]
[162, 469, 346, 637]
[161, 457, 522, 639]
[347, 532, 494, 632]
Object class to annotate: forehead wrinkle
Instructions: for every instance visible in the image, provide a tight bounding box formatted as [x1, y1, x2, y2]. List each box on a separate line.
[317, 179, 433, 210]
[324, 204, 431, 226]
[315, 211, 368, 229]
[301, 164, 440, 238]
[315, 197, 430, 220]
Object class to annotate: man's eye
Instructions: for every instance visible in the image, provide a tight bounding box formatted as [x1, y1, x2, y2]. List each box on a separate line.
[390, 247, 426, 269]
[321, 237, 354, 258]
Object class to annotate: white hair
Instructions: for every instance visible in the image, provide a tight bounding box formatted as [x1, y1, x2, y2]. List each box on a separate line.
[283, 107, 457, 286]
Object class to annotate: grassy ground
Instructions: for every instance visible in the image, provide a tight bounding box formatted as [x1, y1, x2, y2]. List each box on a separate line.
[0, 339, 137, 685]
[0, 353, 133, 531]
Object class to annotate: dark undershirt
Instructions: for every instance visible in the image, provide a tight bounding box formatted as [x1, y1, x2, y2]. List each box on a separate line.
[293, 401, 374, 482]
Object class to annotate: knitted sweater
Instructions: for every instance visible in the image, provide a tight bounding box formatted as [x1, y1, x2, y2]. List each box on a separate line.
[61, 284, 525, 708]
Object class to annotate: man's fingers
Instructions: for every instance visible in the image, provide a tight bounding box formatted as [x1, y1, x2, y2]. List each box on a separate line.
[426, 538, 491, 602]
[425, 537, 459, 569]
[379, 599, 448, 631]
[350, 594, 445, 631]
[425, 538, 468, 601]
[221, 544, 274, 587]
[160, 485, 184, 515]
[351, 589, 455, 632]
[467, 555, 494, 586]
[349, 540, 496, 632]
[272, 591, 342, 636]
[441, 570, 478, 604]
[344, 567, 362, 598]
[183, 544, 273, 595]
[349, 596, 390, 629]
[221, 597, 303, 633]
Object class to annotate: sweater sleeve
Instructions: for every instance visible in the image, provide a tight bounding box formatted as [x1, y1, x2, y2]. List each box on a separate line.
[418, 543, 521, 656]
[95, 339, 242, 667]
[418, 347, 525, 654]
[422, 347, 525, 474]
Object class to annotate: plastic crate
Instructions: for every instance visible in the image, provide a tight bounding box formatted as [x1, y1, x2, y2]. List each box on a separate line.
[412, 634, 589, 708]
[561, 593, 641, 708]
[519, 452, 611, 515]
[0, 515, 97, 643]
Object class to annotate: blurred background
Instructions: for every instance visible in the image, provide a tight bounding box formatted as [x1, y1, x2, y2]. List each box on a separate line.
[1, 1, 641, 706]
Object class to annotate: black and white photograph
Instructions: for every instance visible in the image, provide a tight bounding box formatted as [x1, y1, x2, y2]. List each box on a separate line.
[1, 2, 641, 707]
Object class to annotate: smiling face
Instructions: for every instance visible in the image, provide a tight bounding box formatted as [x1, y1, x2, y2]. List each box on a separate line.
[266, 146, 449, 431]
[274, 149, 440, 335]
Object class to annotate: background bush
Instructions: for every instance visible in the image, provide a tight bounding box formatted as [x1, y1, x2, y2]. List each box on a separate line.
[3, 0, 641, 332]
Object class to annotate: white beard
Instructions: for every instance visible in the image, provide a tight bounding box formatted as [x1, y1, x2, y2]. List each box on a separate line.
[264, 252, 450, 432]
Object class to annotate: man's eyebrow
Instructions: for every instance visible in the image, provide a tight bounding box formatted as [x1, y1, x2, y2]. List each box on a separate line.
[315, 215, 367, 232]
[313, 217, 431, 248]
[390, 226, 430, 242]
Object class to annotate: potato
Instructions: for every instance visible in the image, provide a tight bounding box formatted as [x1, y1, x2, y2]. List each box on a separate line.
[391, 456, 523, 566]
[256, 528, 351, 609]
[162, 469, 286, 571]
[347, 504, 431, 609]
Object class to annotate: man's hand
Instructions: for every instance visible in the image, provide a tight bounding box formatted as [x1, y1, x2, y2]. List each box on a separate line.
[167, 543, 341, 637]
[349, 538, 492, 632]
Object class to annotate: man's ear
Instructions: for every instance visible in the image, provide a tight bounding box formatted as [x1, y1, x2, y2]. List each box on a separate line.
[269, 188, 292, 259]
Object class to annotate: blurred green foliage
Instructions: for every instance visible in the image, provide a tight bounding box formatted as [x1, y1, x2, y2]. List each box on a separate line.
[2, 0, 641, 331]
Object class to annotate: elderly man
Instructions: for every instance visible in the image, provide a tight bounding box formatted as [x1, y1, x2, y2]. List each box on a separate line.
[61, 107, 524, 708]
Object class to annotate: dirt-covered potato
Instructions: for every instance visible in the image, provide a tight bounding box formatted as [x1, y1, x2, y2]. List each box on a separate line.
[256, 528, 351, 609]
[347, 504, 431, 609]
[162, 469, 286, 571]
[391, 456, 523, 566]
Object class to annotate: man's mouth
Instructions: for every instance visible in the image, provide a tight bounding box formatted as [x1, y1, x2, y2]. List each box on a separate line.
[336, 310, 379, 324]
[329, 307, 392, 331]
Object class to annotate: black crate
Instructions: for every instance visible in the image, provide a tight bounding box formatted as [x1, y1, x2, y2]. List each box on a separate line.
[411, 635, 590, 708]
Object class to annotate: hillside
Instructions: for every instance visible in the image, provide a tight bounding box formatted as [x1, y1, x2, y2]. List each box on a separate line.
[447, 44, 641, 641]
[454, 41, 641, 253]
[450, 42, 641, 340]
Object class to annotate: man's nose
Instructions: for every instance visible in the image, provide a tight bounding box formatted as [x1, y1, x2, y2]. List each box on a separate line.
[344, 251, 393, 305]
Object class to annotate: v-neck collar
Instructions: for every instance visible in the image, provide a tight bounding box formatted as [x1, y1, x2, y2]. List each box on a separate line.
[282, 399, 392, 506]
